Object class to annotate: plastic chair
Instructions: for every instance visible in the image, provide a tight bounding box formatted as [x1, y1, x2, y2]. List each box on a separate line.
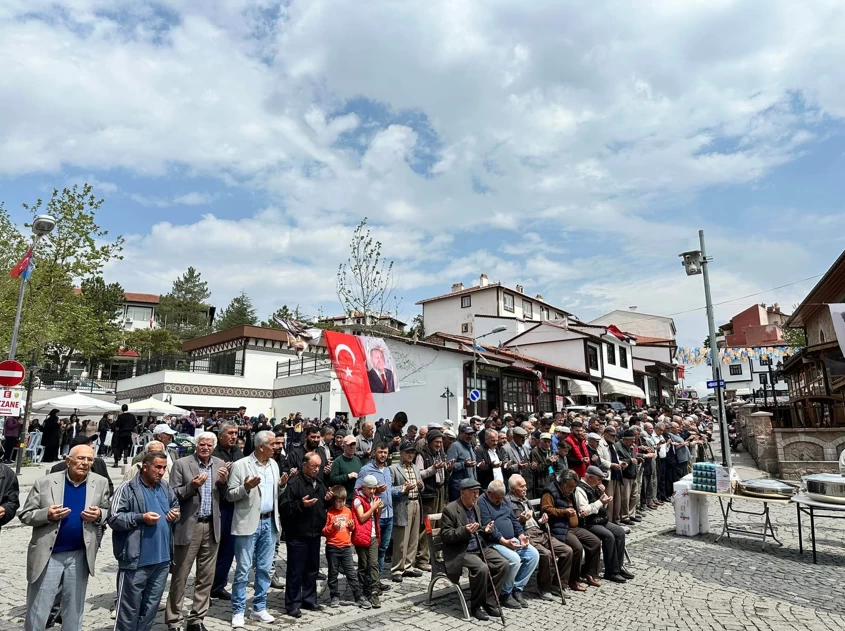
[132, 432, 153, 457]
[25, 431, 45, 464]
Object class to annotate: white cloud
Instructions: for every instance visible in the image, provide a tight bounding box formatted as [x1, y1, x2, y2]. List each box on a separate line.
[2, 0, 844, 339]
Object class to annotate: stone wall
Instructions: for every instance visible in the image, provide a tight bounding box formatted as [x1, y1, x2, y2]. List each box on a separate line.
[736, 408, 780, 474]
[773, 427, 845, 480]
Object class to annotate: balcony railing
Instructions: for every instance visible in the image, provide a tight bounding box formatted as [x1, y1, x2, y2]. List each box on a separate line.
[276, 355, 333, 378]
[130, 353, 244, 378]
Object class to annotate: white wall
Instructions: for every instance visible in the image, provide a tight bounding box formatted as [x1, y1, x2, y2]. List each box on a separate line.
[632, 345, 673, 364]
[601, 337, 635, 383]
[422, 288, 499, 337]
[474, 317, 533, 347]
[505, 338, 588, 374]
[590, 311, 675, 340]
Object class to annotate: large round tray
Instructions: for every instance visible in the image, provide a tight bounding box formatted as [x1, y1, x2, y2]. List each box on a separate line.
[736, 479, 796, 499]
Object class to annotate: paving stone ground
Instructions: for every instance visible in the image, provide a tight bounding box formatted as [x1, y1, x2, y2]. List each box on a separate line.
[1, 446, 843, 630]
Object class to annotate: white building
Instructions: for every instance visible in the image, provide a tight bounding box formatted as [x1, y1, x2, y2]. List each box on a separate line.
[724, 354, 789, 400]
[417, 274, 571, 340]
[318, 312, 407, 335]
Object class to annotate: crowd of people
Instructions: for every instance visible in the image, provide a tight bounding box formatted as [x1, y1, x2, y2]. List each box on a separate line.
[0, 400, 716, 630]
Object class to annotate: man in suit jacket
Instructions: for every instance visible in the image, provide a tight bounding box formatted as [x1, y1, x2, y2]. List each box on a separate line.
[19, 444, 111, 631]
[226, 430, 287, 628]
[367, 345, 396, 393]
[165, 431, 228, 631]
[388, 442, 424, 581]
[440, 479, 509, 622]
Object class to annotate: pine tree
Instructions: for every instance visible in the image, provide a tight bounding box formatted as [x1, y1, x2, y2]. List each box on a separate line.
[215, 291, 258, 331]
[260, 304, 305, 328]
[157, 267, 213, 341]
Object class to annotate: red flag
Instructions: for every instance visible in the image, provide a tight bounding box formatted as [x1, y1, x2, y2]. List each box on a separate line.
[677, 365, 686, 379]
[10, 248, 34, 279]
[324, 330, 376, 417]
[606, 324, 626, 340]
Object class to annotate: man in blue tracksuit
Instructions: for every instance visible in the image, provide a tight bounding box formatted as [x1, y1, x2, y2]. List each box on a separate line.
[109, 450, 180, 631]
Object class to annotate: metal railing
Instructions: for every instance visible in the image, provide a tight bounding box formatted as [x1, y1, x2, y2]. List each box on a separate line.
[132, 353, 244, 377]
[276, 355, 333, 378]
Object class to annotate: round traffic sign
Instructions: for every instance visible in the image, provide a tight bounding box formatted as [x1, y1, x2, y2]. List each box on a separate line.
[0, 360, 25, 387]
[469, 389, 481, 402]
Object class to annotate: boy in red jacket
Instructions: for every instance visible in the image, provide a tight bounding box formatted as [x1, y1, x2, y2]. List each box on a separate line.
[323, 486, 371, 609]
[353, 475, 384, 608]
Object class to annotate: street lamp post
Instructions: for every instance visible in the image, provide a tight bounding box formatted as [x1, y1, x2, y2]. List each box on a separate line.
[312, 394, 323, 419]
[679, 231, 732, 469]
[8, 215, 57, 360]
[440, 387, 455, 419]
[472, 325, 508, 416]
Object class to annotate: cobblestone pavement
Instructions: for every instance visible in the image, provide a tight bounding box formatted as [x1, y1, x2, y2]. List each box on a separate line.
[1, 448, 843, 630]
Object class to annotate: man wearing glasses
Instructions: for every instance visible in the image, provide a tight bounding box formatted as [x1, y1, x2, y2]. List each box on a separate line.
[19, 443, 112, 631]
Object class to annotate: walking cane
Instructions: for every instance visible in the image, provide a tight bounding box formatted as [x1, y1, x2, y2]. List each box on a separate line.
[543, 521, 567, 605]
[474, 531, 506, 626]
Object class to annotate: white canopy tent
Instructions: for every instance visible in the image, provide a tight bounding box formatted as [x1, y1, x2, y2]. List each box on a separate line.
[127, 397, 188, 417]
[601, 378, 646, 399]
[32, 392, 121, 415]
[568, 379, 599, 397]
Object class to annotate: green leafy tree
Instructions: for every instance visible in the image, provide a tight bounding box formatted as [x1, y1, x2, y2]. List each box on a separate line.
[0, 185, 124, 361]
[406, 314, 425, 340]
[124, 327, 183, 358]
[158, 267, 213, 341]
[45, 277, 125, 372]
[215, 290, 258, 331]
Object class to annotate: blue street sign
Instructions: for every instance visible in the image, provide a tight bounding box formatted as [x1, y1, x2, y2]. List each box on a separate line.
[706, 380, 725, 389]
[469, 389, 481, 402]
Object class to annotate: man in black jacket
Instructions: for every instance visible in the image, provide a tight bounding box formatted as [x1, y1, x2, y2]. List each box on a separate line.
[112, 404, 137, 467]
[285, 426, 329, 480]
[279, 452, 334, 618]
[0, 461, 20, 537]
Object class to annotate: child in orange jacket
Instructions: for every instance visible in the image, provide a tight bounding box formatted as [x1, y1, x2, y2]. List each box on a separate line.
[322, 486, 370, 609]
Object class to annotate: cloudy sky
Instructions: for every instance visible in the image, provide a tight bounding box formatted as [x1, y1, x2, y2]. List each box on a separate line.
[2, 1, 844, 393]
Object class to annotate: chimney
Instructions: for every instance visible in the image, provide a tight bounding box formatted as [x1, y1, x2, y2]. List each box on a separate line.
[515, 284, 524, 294]
[479, 274, 489, 287]
[536, 294, 543, 300]
[451, 282, 464, 293]
[629, 306, 638, 312]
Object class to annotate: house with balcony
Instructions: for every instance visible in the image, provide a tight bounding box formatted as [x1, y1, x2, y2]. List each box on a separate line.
[318, 312, 407, 335]
[589, 309, 678, 405]
[416, 274, 572, 345]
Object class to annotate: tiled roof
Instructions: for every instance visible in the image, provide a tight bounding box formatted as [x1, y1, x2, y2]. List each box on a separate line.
[416, 283, 502, 304]
[124, 292, 160, 304]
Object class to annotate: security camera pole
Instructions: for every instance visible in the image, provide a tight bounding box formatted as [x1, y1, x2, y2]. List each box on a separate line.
[8, 215, 58, 360]
[679, 230, 731, 469]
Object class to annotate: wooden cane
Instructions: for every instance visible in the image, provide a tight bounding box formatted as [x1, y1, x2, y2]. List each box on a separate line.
[475, 531, 506, 626]
[544, 520, 567, 605]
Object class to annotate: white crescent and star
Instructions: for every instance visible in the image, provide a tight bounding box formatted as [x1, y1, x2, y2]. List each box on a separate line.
[334, 344, 356, 378]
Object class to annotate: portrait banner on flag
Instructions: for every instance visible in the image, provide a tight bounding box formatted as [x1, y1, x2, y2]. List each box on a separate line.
[324, 330, 376, 417]
[829, 304, 845, 358]
[360, 336, 400, 394]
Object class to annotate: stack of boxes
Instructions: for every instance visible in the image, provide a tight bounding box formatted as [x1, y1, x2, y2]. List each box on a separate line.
[692, 462, 732, 493]
[693, 462, 717, 492]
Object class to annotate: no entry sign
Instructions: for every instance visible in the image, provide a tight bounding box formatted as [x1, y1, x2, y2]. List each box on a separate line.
[0, 360, 25, 387]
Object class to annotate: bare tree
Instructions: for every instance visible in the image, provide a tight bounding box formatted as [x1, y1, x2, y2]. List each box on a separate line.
[336, 217, 402, 334]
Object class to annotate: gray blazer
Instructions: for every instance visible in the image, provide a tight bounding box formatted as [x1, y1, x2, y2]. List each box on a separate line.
[170, 455, 225, 546]
[389, 462, 423, 527]
[18, 471, 111, 584]
[227, 455, 282, 536]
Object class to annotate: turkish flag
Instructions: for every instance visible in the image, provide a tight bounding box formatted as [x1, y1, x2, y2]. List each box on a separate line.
[678, 365, 686, 379]
[324, 330, 376, 417]
[10, 248, 34, 279]
[606, 324, 626, 340]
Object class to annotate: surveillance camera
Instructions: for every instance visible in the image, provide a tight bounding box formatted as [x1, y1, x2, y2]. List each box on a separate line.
[32, 214, 57, 236]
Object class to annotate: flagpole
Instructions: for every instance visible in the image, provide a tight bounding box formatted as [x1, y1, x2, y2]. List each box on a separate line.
[8, 273, 27, 360]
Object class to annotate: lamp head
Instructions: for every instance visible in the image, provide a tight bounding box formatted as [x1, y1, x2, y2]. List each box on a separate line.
[32, 214, 57, 237]
[491, 325, 507, 333]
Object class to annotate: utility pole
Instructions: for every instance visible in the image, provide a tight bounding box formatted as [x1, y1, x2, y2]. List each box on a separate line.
[15, 351, 39, 475]
[680, 231, 732, 469]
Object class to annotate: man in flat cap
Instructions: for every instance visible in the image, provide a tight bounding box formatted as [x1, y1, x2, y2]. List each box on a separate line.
[440, 479, 508, 621]
[573, 467, 633, 583]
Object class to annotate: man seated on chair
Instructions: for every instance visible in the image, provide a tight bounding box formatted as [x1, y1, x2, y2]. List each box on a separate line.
[439, 478, 509, 621]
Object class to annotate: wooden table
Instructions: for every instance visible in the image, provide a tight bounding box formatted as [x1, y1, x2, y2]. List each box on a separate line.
[689, 489, 791, 550]
[792, 494, 845, 564]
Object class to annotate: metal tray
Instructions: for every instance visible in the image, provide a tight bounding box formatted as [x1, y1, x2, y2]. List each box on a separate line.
[736, 479, 796, 499]
[804, 474, 845, 504]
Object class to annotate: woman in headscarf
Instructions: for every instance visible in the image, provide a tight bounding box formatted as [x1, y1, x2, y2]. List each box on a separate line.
[41, 409, 62, 462]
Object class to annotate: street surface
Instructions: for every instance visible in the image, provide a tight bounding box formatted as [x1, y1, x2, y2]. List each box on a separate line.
[0, 448, 843, 630]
